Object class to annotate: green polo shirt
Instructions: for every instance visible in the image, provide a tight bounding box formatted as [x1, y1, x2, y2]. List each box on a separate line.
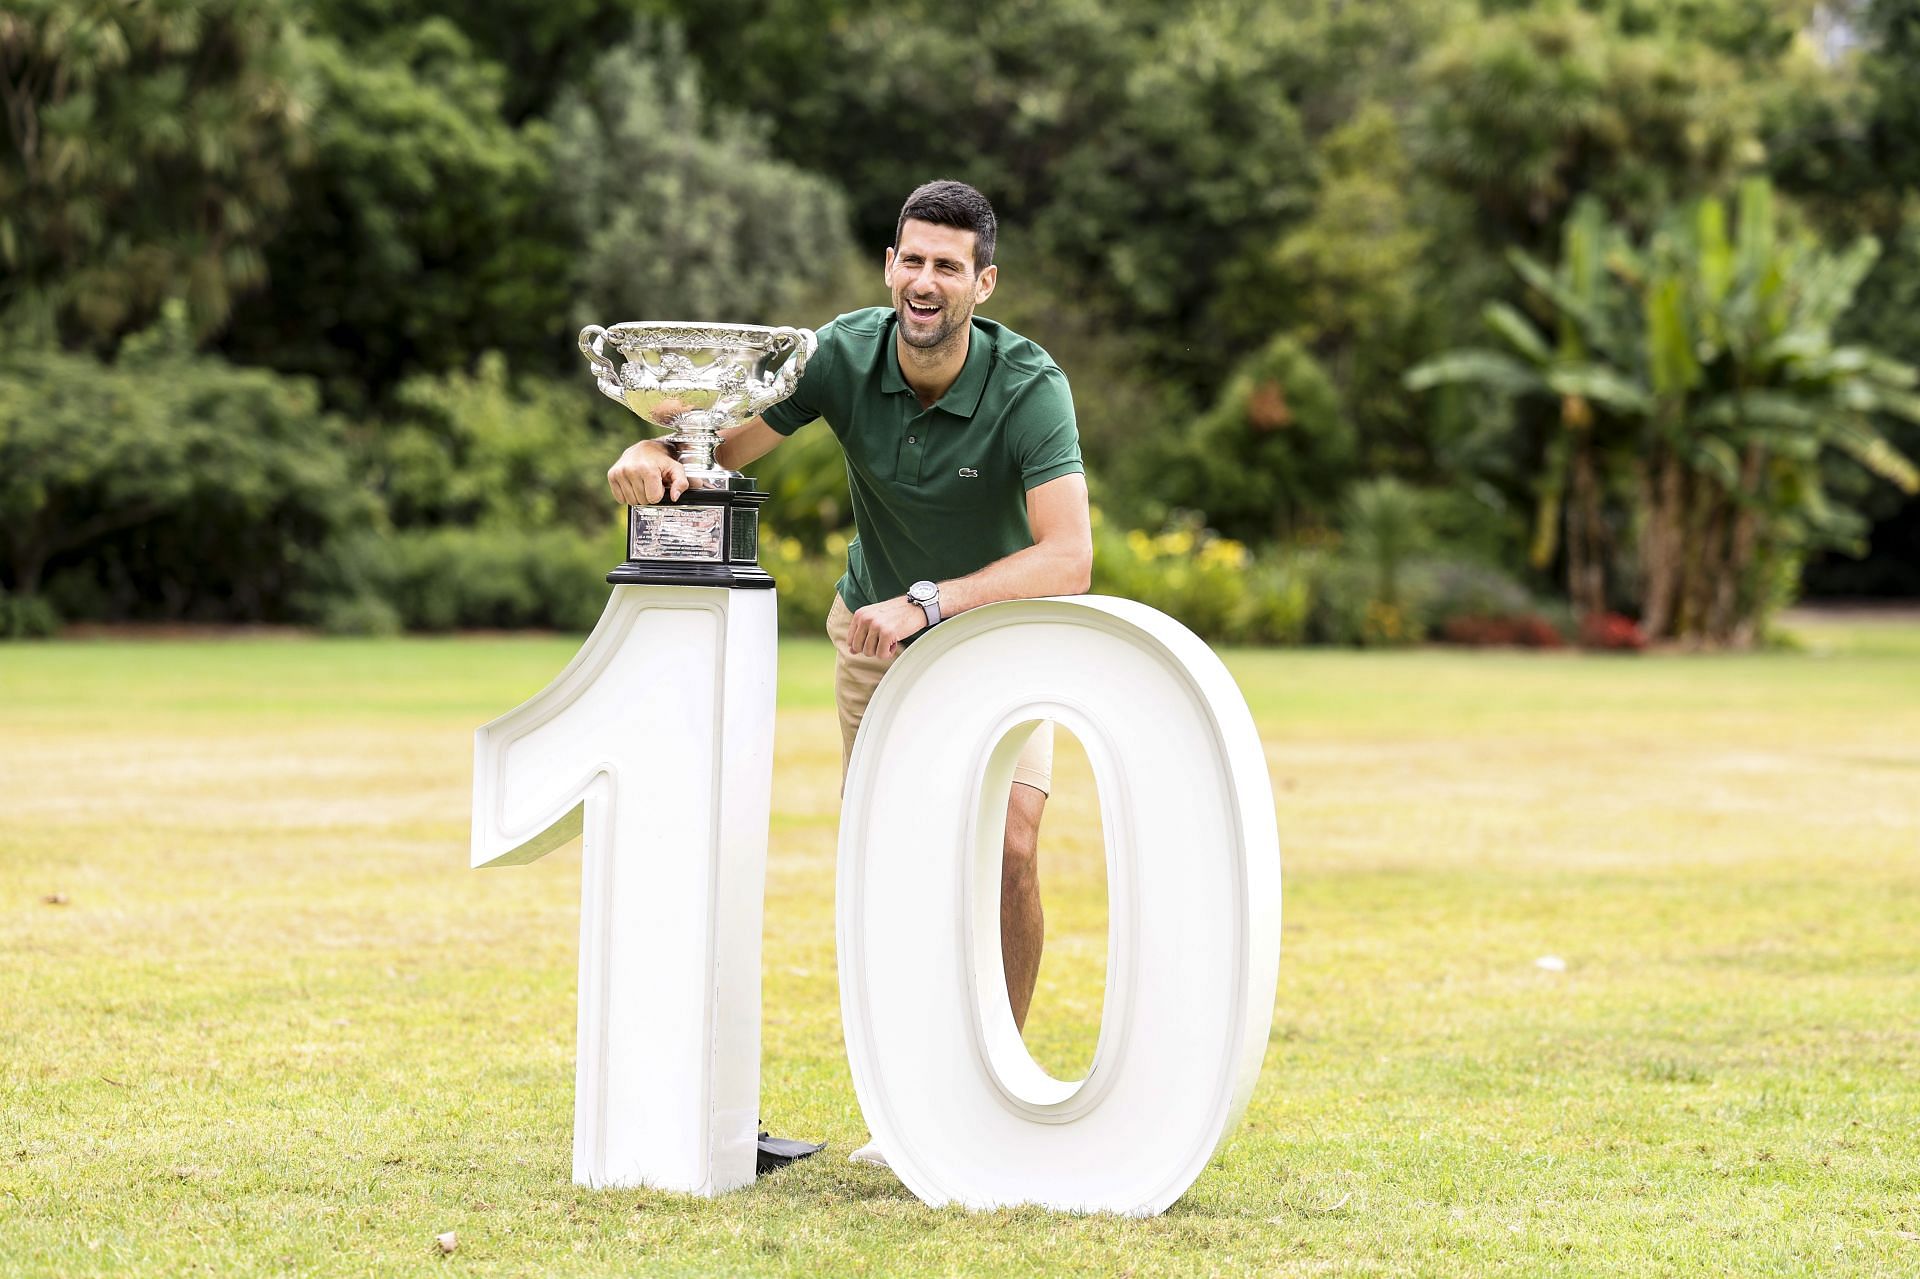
[760, 307, 1083, 612]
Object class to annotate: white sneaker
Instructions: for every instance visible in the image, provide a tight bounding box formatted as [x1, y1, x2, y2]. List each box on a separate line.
[847, 1140, 890, 1169]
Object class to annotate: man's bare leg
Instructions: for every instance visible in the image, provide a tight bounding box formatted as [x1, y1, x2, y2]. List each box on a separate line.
[1002, 781, 1047, 1030]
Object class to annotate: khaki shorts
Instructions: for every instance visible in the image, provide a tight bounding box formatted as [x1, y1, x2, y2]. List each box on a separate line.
[827, 594, 1053, 795]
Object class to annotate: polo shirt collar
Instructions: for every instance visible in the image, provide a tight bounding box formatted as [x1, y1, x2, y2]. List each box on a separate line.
[882, 317, 992, 418]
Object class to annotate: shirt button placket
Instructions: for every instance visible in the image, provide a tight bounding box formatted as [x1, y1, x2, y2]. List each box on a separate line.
[902, 415, 926, 484]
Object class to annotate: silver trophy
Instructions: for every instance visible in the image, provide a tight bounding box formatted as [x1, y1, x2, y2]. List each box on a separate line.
[580, 321, 816, 589]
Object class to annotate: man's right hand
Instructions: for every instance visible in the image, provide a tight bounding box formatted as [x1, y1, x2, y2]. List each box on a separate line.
[607, 439, 688, 506]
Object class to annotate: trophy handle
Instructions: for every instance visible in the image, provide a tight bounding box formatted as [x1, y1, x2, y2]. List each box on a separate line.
[580, 324, 644, 407]
[747, 326, 817, 416]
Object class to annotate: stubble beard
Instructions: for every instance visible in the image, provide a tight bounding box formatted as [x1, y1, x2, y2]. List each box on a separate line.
[896, 295, 970, 354]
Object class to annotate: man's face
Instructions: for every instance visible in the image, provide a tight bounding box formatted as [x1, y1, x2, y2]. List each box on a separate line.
[884, 219, 997, 351]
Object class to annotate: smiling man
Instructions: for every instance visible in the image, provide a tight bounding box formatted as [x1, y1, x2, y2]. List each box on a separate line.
[606, 181, 1093, 1160]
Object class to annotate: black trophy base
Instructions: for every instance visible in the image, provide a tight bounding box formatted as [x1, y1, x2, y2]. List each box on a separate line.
[607, 486, 776, 590]
[606, 561, 775, 589]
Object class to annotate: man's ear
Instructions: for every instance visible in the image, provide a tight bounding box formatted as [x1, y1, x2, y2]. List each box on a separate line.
[883, 246, 896, 288]
[974, 263, 998, 305]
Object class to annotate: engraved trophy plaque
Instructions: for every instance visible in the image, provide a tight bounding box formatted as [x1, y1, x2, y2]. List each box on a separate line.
[581, 321, 816, 588]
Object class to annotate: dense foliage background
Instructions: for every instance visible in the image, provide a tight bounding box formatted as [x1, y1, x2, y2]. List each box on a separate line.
[4, 0, 1918, 643]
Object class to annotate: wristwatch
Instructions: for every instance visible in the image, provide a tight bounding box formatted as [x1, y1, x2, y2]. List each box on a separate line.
[907, 580, 941, 629]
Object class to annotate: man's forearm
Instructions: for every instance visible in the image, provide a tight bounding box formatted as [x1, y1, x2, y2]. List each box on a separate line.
[937, 537, 1093, 617]
[713, 417, 782, 473]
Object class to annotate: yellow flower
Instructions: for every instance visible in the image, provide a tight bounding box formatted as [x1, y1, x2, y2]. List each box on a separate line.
[1364, 600, 1405, 642]
[1159, 529, 1195, 557]
[1199, 539, 1248, 570]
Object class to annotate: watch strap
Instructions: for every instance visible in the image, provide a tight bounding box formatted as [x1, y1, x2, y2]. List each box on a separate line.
[912, 582, 941, 628]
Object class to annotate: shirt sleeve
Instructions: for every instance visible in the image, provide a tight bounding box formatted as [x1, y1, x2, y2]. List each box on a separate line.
[1007, 367, 1085, 489]
[759, 316, 841, 436]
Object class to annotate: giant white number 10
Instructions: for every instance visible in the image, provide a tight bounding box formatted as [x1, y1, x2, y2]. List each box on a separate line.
[472, 587, 1280, 1216]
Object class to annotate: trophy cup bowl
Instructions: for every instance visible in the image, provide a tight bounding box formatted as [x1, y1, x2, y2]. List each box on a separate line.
[580, 322, 816, 490]
[581, 321, 816, 590]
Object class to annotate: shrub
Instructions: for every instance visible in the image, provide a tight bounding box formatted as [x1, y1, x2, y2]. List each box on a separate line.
[1439, 614, 1565, 648]
[763, 512, 1320, 647]
[765, 532, 851, 637]
[1228, 557, 1313, 646]
[317, 593, 403, 638]
[0, 309, 374, 623]
[1087, 511, 1318, 646]
[0, 591, 60, 640]
[549, 28, 852, 333]
[757, 430, 855, 553]
[1126, 336, 1358, 543]
[1418, 558, 1534, 624]
[1580, 611, 1649, 651]
[1299, 549, 1432, 647]
[1417, 557, 1564, 646]
[1094, 515, 1242, 642]
[1343, 477, 1429, 611]
[336, 525, 623, 633]
[376, 355, 629, 536]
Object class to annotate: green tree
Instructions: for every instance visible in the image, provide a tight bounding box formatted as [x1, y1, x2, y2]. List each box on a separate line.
[1214, 105, 1507, 490]
[0, 304, 370, 622]
[1769, 0, 1920, 592]
[1135, 336, 1358, 545]
[1628, 181, 1918, 639]
[546, 28, 852, 333]
[667, 0, 1334, 388]
[306, 0, 650, 121]
[1412, 180, 1920, 645]
[372, 354, 627, 534]
[1343, 477, 1431, 614]
[324, 355, 633, 634]
[1415, 6, 1762, 253]
[1483, 0, 1815, 63]
[0, 0, 313, 349]
[220, 19, 566, 408]
[1769, 0, 1920, 233]
[1409, 200, 1653, 617]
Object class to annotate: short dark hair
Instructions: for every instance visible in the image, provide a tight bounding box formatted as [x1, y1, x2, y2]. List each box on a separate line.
[895, 180, 997, 271]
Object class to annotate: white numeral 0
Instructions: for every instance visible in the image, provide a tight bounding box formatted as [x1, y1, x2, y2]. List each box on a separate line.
[839, 596, 1280, 1214]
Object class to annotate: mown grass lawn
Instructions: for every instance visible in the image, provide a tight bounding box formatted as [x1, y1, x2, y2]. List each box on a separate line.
[2, 616, 1917, 1277]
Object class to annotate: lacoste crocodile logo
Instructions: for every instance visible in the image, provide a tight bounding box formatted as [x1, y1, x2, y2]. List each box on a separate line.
[958, 467, 979, 478]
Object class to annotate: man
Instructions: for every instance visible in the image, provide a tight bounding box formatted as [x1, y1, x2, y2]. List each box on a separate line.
[606, 179, 1092, 1160]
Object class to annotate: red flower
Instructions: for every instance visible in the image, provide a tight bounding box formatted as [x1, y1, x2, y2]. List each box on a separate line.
[1579, 611, 1647, 651]
[1440, 614, 1567, 648]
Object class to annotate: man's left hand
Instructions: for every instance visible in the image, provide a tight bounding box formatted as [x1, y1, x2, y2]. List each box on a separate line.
[846, 595, 929, 659]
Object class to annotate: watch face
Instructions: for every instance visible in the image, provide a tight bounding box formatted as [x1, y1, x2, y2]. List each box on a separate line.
[909, 581, 936, 605]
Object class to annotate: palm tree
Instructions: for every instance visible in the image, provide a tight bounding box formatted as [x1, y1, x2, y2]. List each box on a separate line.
[1407, 199, 1650, 620]
[1628, 181, 1918, 643]
[1411, 180, 1919, 646]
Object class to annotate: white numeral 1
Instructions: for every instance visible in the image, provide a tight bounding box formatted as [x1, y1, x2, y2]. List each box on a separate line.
[470, 585, 777, 1194]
